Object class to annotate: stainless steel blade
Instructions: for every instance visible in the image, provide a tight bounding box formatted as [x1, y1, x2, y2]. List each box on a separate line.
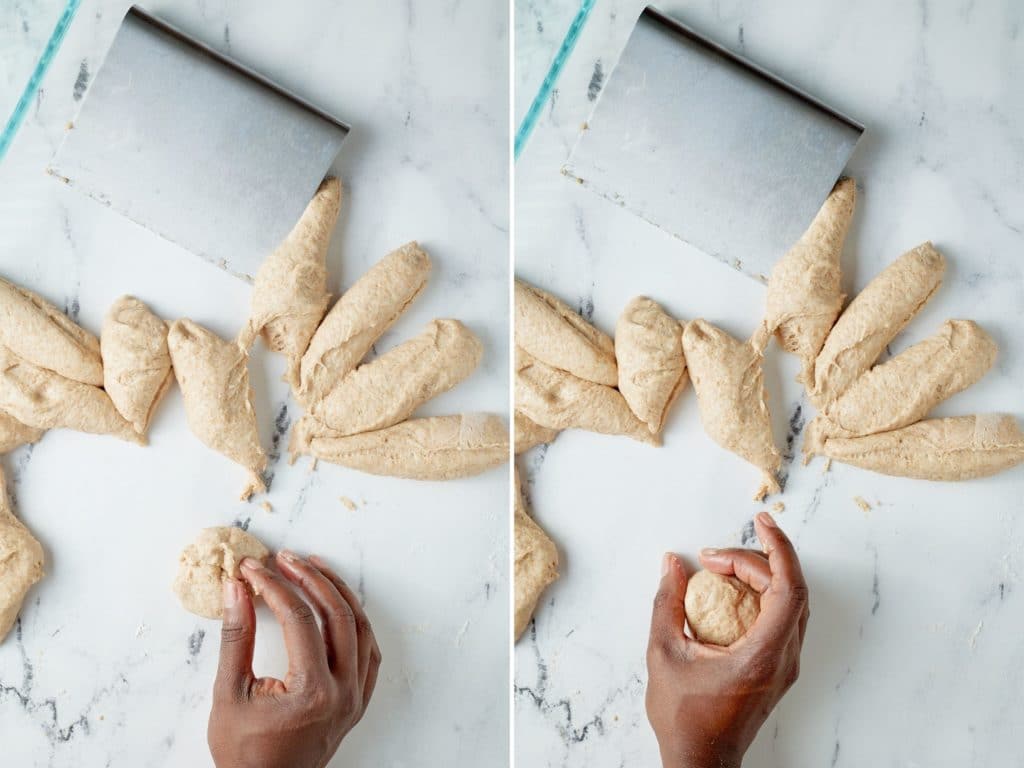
[48, 5, 350, 280]
[564, 6, 863, 281]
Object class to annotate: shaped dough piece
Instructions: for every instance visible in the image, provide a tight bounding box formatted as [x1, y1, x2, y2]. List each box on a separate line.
[172, 526, 269, 619]
[820, 414, 1024, 481]
[292, 413, 508, 480]
[239, 178, 341, 387]
[101, 296, 172, 435]
[0, 277, 104, 386]
[615, 296, 688, 435]
[0, 411, 44, 453]
[0, 346, 142, 444]
[308, 319, 482, 436]
[812, 242, 945, 406]
[515, 347, 655, 445]
[514, 411, 558, 454]
[684, 570, 760, 646]
[0, 467, 45, 643]
[299, 241, 431, 402]
[515, 279, 617, 385]
[514, 468, 558, 641]
[682, 320, 781, 499]
[807, 320, 997, 454]
[167, 320, 267, 499]
[756, 178, 855, 384]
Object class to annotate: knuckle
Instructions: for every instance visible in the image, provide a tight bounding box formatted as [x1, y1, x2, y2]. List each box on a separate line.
[354, 615, 374, 640]
[220, 624, 251, 645]
[287, 601, 318, 625]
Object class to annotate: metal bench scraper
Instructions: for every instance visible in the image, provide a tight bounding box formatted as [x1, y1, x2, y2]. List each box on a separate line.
[48, 5, 350, 281]
[564, 6, 863, 281]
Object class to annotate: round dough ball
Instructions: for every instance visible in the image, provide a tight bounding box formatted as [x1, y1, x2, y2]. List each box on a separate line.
[173, 526, 269, 619]
[684, 569, 760, 646]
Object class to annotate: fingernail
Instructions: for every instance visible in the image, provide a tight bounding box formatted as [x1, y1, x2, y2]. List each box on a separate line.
[757, 511, 777, 528]
[223, 579, 242, 608]
[701, 547, 720, 557]
[661, 553, 674, 576]
[240, 557, 265, 573]
[278, 550, 300, 563]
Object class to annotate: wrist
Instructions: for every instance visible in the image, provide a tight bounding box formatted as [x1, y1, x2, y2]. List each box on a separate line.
[659, 742, 741, 768]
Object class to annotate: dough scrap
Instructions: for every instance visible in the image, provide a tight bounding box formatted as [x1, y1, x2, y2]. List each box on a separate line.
[300, 241, 431, 403]
[0, 411, 44, 453]
[0, 277, 103, 386]
[682, 320, 781, 499]
[308, 318, 482, 436]
[0, 467, 45, 643]
[756, 177, 855, 384]
[807, 319, 997, 454]
[515, 279, 617, 385]
[684, 569, 760, 646]
[819, 414, 1024, 481]
[167, 320, 267, 499]
[239, 177, 340, 388]
[291, 413, 508, 480]
[812, 242, 945, 406]
[615, 296, 687, 435]
[100, 295, 172, 435]
[172, 526, 269, 619]
[514, 410, 558, 454]
[515, 347, 656, 445]
[514, 468, 558, 641]
[0, 346, 142, 444]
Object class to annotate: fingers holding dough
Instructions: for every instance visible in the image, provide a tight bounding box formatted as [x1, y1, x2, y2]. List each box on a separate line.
[0, 467, 45, 643]
[167, 320, 267, 500]
[514, 468, 558, 641]
[173, 526, 270, 620]
[514, 410, 559, 454]
[682, 320, 781, 499]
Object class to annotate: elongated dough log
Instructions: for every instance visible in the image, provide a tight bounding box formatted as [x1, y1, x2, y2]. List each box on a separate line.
[0, 346, 142, 444]
[0, 277, 103, 386]
[300, 241, 431, 402]
[756, 178, 855, 384]
[515, 347, 656, 445]
[0, 467, 45, 643]
[682, 320, 780, 499]
[167, 320, 267, 500]
[239, 178, 340, 387]
[819, 414, 1024, 481]
[615, 296, 687, 435]
[515, 279, 617, 385]
[292, 413, 508, 480]
[812, 242, 945, 405]
[0, 411, 44, 453]
[514, 411, 558, 454]
[101, 296, 172, 435]
[807, 320, 997, 453]
[309, 319, 481, 436]
[515, 468, 558, 641]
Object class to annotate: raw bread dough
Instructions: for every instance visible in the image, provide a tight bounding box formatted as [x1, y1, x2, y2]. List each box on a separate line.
[101, 295, 172, 435]
[682, 320, 781, 499]
[806, 319, 997, 453]
[756, 177, 855, 384]
[514, 468, 558, 641]
[239, 177, 340, 387]
[515, 347, 656, 445]
[515, 279, 617, 385]
[684, 569, 759, 646]
[172, 526, 269, 619]
[300, 241, 431, 402]
[514, 410, 558, 454]
[0, 467, 44, 643]
[812, 242, 945, 405]
[167, 320, 267, 500]
[308, 319, 482, 436]
[0, 346, 142, 444]
[0, 277, 103, 386]
[0, 411, 44, 453]
[818, 414, 1024, 481]
[291, 413, 508, 480]
[615, 296, 687, 435]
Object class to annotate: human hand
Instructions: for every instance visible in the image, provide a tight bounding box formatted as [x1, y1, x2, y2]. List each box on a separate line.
[208, 551, 382, 768]
[645, 512, 809, 768]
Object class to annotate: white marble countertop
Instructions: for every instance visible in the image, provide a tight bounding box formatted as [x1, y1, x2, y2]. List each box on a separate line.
[0, 2, 509, 766]
[515, 1, 1024, 766]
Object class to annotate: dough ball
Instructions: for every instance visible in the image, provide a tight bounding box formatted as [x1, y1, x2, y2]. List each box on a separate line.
[684, 569, 760, 646]
[173, 527, 269, 619]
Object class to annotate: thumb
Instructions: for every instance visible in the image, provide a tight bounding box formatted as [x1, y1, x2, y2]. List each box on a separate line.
[648, 553, 690, 653]
[214, 578, 255, 702]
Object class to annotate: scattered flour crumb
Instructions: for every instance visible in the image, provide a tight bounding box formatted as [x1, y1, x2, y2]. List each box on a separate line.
[968, 619, 984, 650]
[309, 458, 318, 473]
[771, 502, 785, 513]
[853, 496, 872, 512]
[135, 623, 149, 639]
[340, 496, 358, 511]
[260, 501, 273, 513]
[822, 458, 832, 474]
